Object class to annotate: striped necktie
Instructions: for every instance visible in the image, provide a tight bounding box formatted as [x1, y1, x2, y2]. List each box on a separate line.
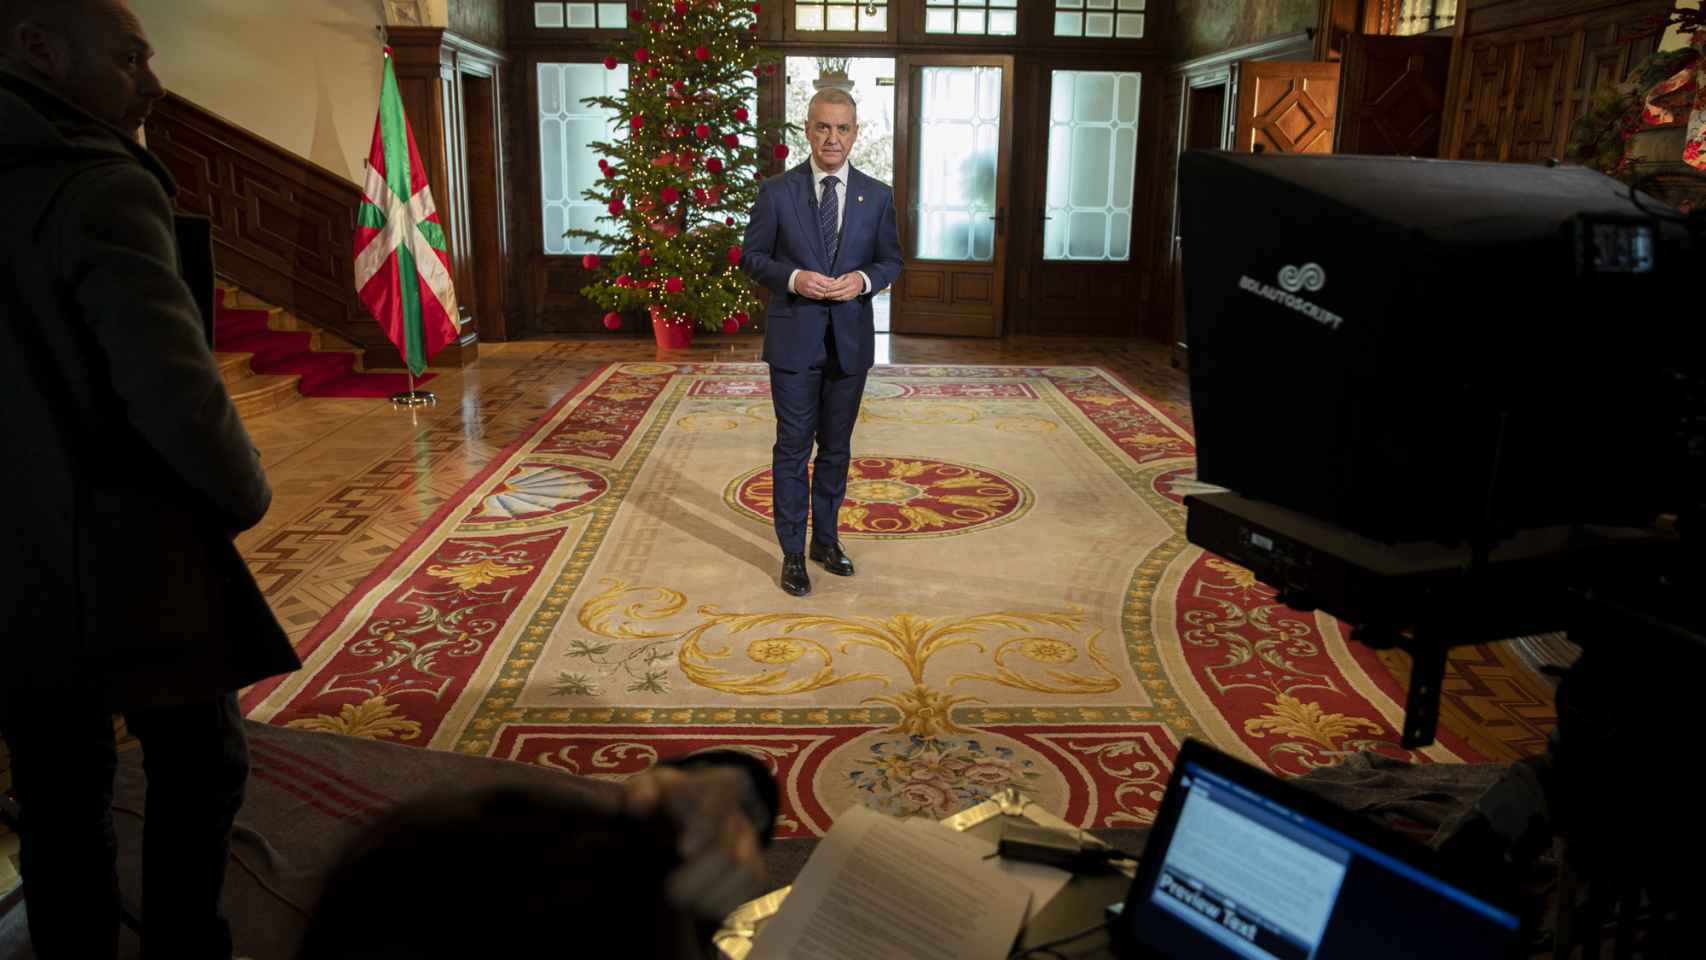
[819, 174, 840, 267]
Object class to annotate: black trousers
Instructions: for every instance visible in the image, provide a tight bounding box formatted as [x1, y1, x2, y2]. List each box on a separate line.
[769, 329, 868, 555]
[0, 692, 248, 960]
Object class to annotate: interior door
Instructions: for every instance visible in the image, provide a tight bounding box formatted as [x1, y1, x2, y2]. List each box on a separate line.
[1335, 34, 1453, 157]
[1233, 60, 1341, 154]
[1021, 64, 1147, 337]
[892, 54, 1014, 337]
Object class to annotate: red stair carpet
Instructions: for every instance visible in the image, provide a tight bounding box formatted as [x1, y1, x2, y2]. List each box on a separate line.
[214, 289, 434, 399]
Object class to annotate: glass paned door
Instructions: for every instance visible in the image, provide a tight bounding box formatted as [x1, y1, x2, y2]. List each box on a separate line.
[910, 66, 1001, 262]
[894, 56, 1012, 337]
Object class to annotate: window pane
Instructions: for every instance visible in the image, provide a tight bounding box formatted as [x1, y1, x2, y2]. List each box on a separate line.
[957, 9, 985, 33]
[859, 6, 887, 29]
[1085, 11, 1114, 35]
[566, 3, 597, 27]
[1069, 127, 1111, 207]
[1086, 0, 1114, 9]
[534, 2, 564, 27]
[925, 8, 955, 31]
[990, 0, 1018, 6]
[1043, 71, 1140, 262]
[911, 66, 1003, 262]
[1074, 72, 1116, 123]
[597, 3, 626, 26]
[1117, 0, 1144, 8]
[1054, 11, 1083, 35]
[1115, 12, 1144, 37]
[796, 5, 823, 29]
[538, 62, 627, 256]
[1068, 211, 1106, 259]
[989, 9, 1017, 33]
[1116, 74, 1139, 123]
[826, 4, 856, 29]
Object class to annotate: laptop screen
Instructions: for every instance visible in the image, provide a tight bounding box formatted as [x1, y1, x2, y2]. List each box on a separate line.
[1121, 747, 1522, 960]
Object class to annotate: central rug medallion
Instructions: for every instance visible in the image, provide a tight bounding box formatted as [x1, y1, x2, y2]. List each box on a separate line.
[246, 364, 1476, 837]
[727, 455, 1031, 537]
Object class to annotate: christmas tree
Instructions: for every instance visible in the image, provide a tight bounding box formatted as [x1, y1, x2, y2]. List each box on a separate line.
[569, 0, 792, 335]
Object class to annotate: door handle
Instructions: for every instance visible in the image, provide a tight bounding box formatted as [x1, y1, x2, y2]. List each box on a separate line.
[988, 207, 1005, 235]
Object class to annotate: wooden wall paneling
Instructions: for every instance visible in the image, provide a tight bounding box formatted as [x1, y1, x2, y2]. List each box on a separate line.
[1441, 0, 1672, 162]
[1335, 34, 1454, 156]
[146, 93, 418, 370]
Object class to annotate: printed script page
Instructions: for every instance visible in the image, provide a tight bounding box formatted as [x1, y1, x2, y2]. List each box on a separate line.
[749, 805, 1032, 960]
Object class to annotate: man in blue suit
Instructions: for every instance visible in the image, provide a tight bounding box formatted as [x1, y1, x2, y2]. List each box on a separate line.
[740, 88, 902, 596]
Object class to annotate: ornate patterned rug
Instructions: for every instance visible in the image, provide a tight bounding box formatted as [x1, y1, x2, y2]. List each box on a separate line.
[243, 363, 1480, 837]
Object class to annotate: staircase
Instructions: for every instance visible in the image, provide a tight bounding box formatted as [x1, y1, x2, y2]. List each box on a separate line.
[213, 284, 430, 417]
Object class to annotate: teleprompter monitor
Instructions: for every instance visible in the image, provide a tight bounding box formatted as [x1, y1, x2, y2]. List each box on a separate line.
[1176, 151, 1695, 544]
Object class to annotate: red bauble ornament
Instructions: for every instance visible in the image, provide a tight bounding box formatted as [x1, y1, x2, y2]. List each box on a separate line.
[629, 6, 643, 19]
[752, 2, 761, 10]
[646, 67, 659, 79]
[616, 273, 633, 287]
[727, 245, 742, 265]
[659, 186, 680, 204]
[638, 250, 655, 266]
[764, 64, 777, 75]
[650, 19, 662, 31]
[672, 80, 686, 93]
[773, 143, 789, 159]
[634, 47, 650, 62]
[608, 199, 626, 215]
[603, 312, 622, 330]
[665, 276, 685, 293]
[752, 66, 762, 76]
[603, 56, 618, 70]
[597, 158, 610, 174]
[734, 310, 750, 326]
[673, 0, 689, 13]
[695, 123, 712, 139]
[748, 21, 758, 31]
[722, 317, 740, 334]
[691, 187, 708, 202]
[722, 133, 739, 147]
[705, 157, 724, 173]
[694, 45, 710, 61]
[581, 254, 600, 270]
[725, 216, 736, 225]
[631, 115, 645, 130]
[734, 107, 749, 122]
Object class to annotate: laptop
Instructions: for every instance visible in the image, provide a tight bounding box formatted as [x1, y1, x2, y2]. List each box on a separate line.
[1115, 740, 1524, 960]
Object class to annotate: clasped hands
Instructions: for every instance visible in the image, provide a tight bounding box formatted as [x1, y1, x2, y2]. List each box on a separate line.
[796, 270, 863, 302]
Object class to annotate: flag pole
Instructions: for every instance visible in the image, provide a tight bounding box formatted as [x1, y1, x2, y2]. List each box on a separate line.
[390, 369, 436, 407]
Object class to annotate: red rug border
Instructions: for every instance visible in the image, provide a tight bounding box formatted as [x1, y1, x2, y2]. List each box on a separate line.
[242, 360, 619, 711]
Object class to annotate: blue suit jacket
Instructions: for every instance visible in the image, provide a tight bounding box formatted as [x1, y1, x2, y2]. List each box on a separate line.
[740, 162, 903, 374]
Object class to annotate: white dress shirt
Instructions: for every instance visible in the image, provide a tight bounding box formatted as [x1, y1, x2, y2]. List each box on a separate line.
[787, 158, 872, 297]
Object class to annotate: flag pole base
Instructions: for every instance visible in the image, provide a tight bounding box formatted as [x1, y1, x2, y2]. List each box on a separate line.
[390, 390, 437, 407]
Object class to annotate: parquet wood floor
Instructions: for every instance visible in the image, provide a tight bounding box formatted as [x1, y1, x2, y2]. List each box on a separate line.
[236, 333, 1559, 762]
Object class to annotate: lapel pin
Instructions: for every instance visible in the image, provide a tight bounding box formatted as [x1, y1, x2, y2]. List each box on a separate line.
[857, 195, 864, 203]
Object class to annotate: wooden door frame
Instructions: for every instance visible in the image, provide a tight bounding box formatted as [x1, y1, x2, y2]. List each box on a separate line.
[891, 51, 1016, 337]
[454, 52, 512, 342]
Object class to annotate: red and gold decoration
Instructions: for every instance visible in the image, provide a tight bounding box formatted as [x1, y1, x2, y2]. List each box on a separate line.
[247, 365, 1480, 838]
[568, 0, 789, 341]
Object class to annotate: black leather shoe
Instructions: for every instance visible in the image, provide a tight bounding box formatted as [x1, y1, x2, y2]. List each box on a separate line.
[809, 540, 856, 577]
[781, 552, 811, 596]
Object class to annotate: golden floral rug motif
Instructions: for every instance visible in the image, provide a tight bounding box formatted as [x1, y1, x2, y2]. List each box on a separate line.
[244, 363, 1476, 836]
